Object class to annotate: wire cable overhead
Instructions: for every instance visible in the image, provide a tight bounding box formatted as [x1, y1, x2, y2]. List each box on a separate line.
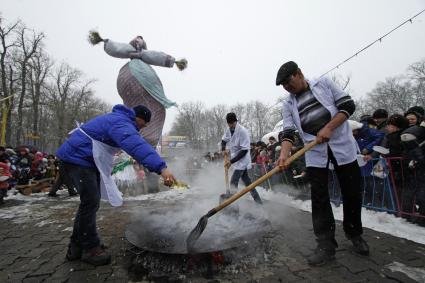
[320, 8, 425, 77]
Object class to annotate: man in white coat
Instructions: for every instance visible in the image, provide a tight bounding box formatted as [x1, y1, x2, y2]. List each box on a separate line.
[221, 113, 262, 204]
[275, 61, 368, 266]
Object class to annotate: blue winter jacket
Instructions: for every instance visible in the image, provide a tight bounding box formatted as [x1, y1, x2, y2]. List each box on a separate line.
[56, 104, 166, 174]
[356, 123, 384, 154]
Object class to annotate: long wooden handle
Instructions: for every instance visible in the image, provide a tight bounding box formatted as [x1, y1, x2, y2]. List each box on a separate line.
[213, 140, 317, 213]
[224, 153, 230, 192]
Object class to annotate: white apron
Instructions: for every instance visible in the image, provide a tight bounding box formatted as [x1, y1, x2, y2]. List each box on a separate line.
[222, 123, 252, 170]
[78, 127, 123, 207]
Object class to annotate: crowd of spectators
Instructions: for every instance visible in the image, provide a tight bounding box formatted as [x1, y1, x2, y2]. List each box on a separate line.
[0, 146, 62, 204]
[249, 105, 425, 225]
[203, 105, 425, 226]
[349, 106, 425, 225]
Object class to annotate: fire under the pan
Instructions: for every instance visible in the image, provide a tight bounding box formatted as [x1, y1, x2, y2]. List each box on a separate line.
[126, 238, 274, 281]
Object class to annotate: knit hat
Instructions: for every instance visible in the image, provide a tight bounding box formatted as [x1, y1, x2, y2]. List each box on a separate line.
[407, 106, 425, 117]
[372, 109, 388, 119]
[405, 106, 424, 123]
[387, 114, 409, 130]
[133, 105, 151, 123]
[226, 112, 238, 123]
[404, 109, 422, 122]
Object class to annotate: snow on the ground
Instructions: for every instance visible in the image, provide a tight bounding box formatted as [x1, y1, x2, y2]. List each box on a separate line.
[1, 186, 424, 246]
[386, 261, 425, 282]
[125, 187, 193, 202]
[259, 189, 425, 245]
[0, 188, 77, 224]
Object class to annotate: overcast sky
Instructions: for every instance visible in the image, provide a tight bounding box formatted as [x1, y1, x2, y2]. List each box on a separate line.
[1, 0, 425, 132]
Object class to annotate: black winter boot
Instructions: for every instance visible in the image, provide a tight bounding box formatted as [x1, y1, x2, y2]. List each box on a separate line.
[307, 239, 337, 266]
[351, 236, 369, 256]
[66, 242, 82, 261]
[307, 247, 336, 266]
[81, 246, 111, 266]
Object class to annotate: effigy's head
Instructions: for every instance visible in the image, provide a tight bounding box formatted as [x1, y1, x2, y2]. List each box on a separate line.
[129, 36, 147, 51]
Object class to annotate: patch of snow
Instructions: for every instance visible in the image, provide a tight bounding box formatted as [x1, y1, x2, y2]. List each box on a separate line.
[385, 261, 425, 282]
[35, 219, 57, 227]
[259, 190, 425, 245]
[0, 189, 76, 224]
[125, 187, 193, 202]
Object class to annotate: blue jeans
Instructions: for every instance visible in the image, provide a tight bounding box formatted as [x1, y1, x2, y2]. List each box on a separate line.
[230, 169, 262, 204]
[63, 161, 101, 250]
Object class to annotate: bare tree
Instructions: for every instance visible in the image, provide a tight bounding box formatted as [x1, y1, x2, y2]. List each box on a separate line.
[0, 16, 20, 145]
[408, 59, 425, 82]
[47, 62, 82, 146]
[366, 76, 414, 115]
[28, 49, 52, 147]
[170, 98, 284, 150]
[0, 16, 20, 98]
[66, 78, 97, 131]
[15, 25, 45, 144]
[0, 16, 113, 150]
[170, 101, 205, 148]
[208, 104, 228, 142]
[408, 58, 425, 107]
[250, 101, 271, 141]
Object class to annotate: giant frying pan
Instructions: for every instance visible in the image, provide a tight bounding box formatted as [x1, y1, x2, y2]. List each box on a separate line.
[125, 200, 271, 254]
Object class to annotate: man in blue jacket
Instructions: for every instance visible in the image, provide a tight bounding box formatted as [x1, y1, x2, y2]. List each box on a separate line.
[57, 104, 176, 266]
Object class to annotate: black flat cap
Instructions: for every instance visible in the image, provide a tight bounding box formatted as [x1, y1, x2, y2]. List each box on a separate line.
[276, 61, 298, 85]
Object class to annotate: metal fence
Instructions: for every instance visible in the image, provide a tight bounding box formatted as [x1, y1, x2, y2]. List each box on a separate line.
[250, 158, 425, 223]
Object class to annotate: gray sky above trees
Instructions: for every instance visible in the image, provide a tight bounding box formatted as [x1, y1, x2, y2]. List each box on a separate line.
[2, 0, 425, 132]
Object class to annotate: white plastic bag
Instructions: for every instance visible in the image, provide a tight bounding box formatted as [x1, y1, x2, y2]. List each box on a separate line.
[371, 159, 387, 179]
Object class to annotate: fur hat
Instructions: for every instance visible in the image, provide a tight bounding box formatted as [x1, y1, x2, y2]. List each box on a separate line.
[387, 114, 409, 130]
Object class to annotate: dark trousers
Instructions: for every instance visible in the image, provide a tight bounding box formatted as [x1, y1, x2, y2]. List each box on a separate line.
[62, 161, 101, 250]
[50, 160, 77, 195]
[231, 169, 262, 204]
[0, 189, 7, 203]
[307, 148, 363, 247]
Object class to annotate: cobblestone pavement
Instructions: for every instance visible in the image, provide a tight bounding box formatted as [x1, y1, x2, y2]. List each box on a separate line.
[0, 191, 424, 283]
